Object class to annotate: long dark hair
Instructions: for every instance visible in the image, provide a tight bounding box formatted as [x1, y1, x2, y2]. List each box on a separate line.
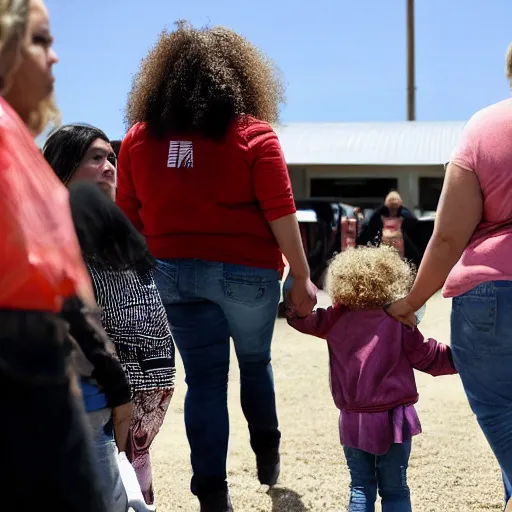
[43, 124, 111, 184]
[125, 21, 285, 140]
[68, 182, 155, 272]
[43, 124, 155, 271]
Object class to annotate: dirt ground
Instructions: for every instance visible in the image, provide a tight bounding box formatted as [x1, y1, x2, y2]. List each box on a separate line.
[152, 293, 504, 511]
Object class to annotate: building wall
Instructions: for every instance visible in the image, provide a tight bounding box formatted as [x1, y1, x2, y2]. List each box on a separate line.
[289, 164, 445, 210]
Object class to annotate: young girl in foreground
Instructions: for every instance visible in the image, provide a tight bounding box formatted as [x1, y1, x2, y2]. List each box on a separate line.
[288, 246, 457, 512]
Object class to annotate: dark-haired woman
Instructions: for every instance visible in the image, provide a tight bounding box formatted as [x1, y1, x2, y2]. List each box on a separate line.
[44, 124, 176, 507]
[117, 23, 317, 511]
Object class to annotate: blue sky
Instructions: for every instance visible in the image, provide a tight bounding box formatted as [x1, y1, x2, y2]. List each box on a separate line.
[46, 0, 512, 140]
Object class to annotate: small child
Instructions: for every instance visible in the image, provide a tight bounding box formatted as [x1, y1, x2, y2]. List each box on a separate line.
[287, 245, 457, 512]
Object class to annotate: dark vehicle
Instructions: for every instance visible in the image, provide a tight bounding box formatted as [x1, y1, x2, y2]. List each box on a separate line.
[292, 203, 434, 290]
[278, 200, 349, 316]
[294, 199, 354, 288]
[411, 214, 435, 259]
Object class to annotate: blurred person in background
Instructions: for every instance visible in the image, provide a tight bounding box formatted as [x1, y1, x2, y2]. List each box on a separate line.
[44, 123, 176, 508]
[387, 42, 512, 510]
[357, 191, 421, 268]
[0, 0, 131, 510]
[117, 22, 317, 511]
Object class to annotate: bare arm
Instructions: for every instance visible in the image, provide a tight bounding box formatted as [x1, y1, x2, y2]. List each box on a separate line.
[269, 215, 310, 279]
[247, 121, 317, 315]
[406, 163, 482, 310]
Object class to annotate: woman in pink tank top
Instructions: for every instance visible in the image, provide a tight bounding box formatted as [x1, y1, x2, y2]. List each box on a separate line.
[387, 45, 512, 509]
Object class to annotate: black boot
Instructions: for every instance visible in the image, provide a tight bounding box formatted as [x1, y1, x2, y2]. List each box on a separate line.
[254, 444, 280, 486]
[250, 428, 281, 487]
[198, 489, 233, 512]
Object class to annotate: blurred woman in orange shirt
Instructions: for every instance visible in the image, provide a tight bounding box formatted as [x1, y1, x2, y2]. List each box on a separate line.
[0, 1, 130, 510]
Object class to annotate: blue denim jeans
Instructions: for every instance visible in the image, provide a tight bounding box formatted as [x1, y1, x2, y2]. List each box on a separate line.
[153, 259, 281, 496]
[343, 442, 412, 512]
[451, 281, 512, 506]
[87, 409, 128, 512]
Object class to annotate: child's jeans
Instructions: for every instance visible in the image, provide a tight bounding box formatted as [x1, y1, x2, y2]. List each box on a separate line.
[343, 442, 412, 512]
[88, 408, 128, 512]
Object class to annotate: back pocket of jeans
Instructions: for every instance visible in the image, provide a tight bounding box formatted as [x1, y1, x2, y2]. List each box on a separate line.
[153, 261, 180, 302]
[223, 275, 268, 306]
[458, 296, 496, 334]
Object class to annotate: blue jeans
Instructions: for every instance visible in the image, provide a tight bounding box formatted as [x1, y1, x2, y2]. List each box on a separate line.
[87, 409, 128, 512]
[451, 281, 512, 506]
[153, 259, 281, 496]
[343, 442, 412, 512]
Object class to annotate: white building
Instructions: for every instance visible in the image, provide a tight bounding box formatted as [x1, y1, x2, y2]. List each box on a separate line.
[275, 121, 466, 214]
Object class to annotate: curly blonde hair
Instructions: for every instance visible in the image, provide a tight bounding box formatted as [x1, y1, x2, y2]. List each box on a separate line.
[326, 245, 415, 310]
[125, 21, 285, 139]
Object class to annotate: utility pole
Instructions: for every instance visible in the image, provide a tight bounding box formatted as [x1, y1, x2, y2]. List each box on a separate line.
[407, 0, 416, 121]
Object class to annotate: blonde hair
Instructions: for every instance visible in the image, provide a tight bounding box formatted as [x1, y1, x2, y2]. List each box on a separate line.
[506, 42, 512, 88]
[0, 0, 27, 49]
[0, 0, 27, 91]
[384, 191, 402, 206]
[27, 93, 60, 136]
[21, 0, 60, 135]
[327, 245, 414, 310]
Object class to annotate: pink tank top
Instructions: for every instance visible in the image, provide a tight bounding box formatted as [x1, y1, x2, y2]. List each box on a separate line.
[381, 216, 404, 258]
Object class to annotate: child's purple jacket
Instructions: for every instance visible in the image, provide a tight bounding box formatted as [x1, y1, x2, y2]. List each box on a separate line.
[289, 306, 457, 454]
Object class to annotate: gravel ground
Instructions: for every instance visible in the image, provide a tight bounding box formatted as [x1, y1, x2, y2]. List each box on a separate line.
[151, 293, 504, 511]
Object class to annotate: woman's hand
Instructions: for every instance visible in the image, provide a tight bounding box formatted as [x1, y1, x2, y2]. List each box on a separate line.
[112, 401, 133, 453]
[385, 297, 418, 328]
[288, 277, 317, 317]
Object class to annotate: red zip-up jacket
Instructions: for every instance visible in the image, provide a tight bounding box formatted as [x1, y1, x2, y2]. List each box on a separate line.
[116, 116, 296, 271]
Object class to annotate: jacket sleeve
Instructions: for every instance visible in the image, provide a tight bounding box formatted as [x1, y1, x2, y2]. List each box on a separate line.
[245, 120, 296, 222]
[116, 127, 144, 232]
[288, 306, 341, 339]
[61, 296, 131, 407]
[403, 326, 458, 377]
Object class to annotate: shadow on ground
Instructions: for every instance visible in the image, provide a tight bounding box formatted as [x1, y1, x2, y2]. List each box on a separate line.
[268, 487, 308, 512]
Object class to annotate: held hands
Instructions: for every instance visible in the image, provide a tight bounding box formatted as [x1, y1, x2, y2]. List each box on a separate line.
[287, 276, 318, 318]
[385, 297, 418, 328]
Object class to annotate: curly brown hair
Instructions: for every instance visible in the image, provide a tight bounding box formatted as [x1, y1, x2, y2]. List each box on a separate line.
[125, 21, 285, 140]
[327, 245, 415, 310]
[506, 42, 512, 87]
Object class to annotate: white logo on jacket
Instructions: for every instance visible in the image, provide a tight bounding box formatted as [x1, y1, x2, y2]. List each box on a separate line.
[167, 141, 193, 168]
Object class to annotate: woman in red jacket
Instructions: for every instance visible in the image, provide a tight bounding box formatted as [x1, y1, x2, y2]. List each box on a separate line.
[118, 22, 317, 511]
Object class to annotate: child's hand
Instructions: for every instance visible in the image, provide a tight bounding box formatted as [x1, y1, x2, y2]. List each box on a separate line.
[284, 304, 296, 320]
[289, 277, 317, 317]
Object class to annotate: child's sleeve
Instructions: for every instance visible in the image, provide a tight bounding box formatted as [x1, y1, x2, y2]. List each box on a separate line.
[287, 306, 341, 339]
[403, 326, 458, 376]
